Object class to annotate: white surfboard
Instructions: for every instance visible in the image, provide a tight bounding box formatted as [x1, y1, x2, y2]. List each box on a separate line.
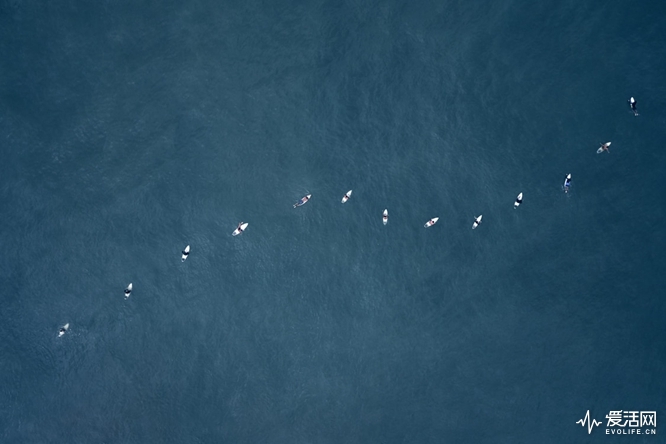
[232, 222, 249, 236]
[597, 142, 611, 154]
[514, 193, 523, 209]
[472, 215, 482, 229]
[424, 217, 439, 228]
[125, 283, 132, 299]
[382, 209, 388, 225]
[58, 323, 69, 337]
[341, 190, 352, 203]
[181, 245, 190, 262]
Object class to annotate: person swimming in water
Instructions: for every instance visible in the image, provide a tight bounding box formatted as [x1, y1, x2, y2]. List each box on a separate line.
[629, 97, 638, 116]
[600, 142, 610, 153]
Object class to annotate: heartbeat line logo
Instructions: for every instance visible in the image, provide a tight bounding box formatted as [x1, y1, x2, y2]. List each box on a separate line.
[577, 410, 602, 434]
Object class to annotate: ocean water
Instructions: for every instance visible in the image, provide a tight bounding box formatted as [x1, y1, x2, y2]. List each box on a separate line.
[1, 0, 665, 442]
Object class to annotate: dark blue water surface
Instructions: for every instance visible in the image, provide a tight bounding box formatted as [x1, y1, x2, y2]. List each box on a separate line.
[1, 0, 665, 442]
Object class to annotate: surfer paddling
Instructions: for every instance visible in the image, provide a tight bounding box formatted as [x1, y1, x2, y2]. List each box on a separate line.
[232, 222, 248, 236]
[293, 194, 311, 208]
[514, 193, 523, 209]
[563, 174, 572, 193]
